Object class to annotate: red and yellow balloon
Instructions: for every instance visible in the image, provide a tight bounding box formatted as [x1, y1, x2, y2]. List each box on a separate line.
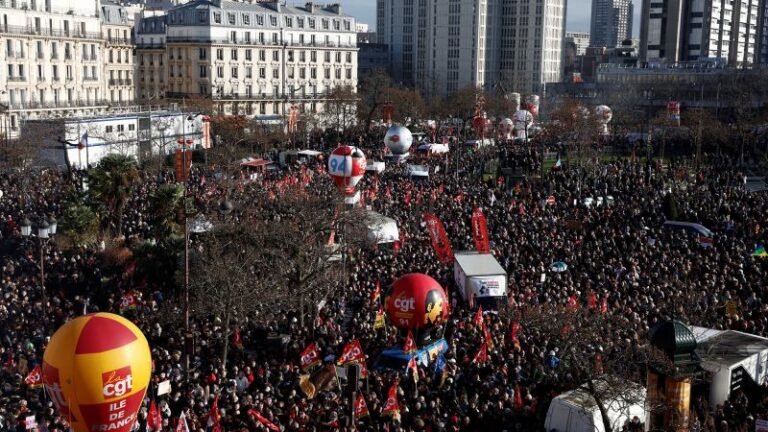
[43, 313, 151, 432]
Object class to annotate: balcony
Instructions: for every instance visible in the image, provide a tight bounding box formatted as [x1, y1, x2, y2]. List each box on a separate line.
[6, 99, 111, 110]
[0, 24, 101, 40]
[107, 37, 132, 45]
[7, 76, 26, 82]
[136, 42, 166, 49]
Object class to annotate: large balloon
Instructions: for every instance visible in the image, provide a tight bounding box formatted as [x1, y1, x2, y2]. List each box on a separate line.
[386, 273, 450, 330]
[513, 110, 533, 140]
[506, 92, 521, 112]
[595, 105, 612, 135]
[526, 94, 540, 118]
[500, 118, 514, 140]
[328, 145, 366, 195]
[384, 124, 413, 156]
[43, 313, 151, 432]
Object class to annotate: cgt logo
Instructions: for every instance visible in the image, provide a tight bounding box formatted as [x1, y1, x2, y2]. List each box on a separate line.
[393, 294, 416, 312]
[102, 366, 134, 399]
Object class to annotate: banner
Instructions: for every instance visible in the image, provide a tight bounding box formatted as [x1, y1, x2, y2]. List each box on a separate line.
[201, 116, 212, 149]
[472, 343, 488, 364]
[403, 331, 417, 354]
[300, 342, 321, 371]
[174, 149, 192, 183]
[381, 381, 400, 419]
[667, 101, 681, 126]
[471, 208, 491, 254]
[175, 411, 190, 432]
[373, 307, 386, 330]
[382, 102, 394, 125]
[424, 213, 454, 264]
[248, 410, 280, 432]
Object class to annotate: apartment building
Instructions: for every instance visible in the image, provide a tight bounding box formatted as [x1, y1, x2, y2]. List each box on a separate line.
[377, 0, 566, 97]
[101, 1, 135, 105]
[135, 0, 358, 120]
[0, 0, 108, 137]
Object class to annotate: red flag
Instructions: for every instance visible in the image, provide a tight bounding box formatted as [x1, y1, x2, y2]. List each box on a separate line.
[595, 353, 604, 375]
[175, 411, 190, 432]
[338, 339, 365, 365]
[587, 292, 597, 310]
[207, 395, 222, 432]
[406, 356, 419, 383]
[472, 343, 488, 364]
[119, 291, 138, 312]
[354, 393, 370, 419]
[403, 330, 417, 354]
[24, 365, 43, 389]
[248, 409, 280, 432]
[567, 293, 579, 310]
[514, 385, 524, 409]
[385, 186, 392, 200]
[381, 381, 400, 419]
[471, 208, 491, 254]
[371, 280, 381, 304]
[404, 191, 412, 206]
[232, 328, 244, 350]
[424, 213, 454, 264]
[510, 321, 521, 342]
[600, 297, 608, 314]
[148, 400, 163, 431]
[473, 305, 484, 327]
[483, 324, 494, 350]
[300, 342, 321, 371]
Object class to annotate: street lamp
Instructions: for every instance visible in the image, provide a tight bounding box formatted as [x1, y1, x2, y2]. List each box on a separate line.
[21, 215, 56, 331]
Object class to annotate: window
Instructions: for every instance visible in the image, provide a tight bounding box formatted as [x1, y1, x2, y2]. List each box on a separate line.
[285, 17, 293, 27]
[117, 124, 125, 132]
[245, 49, 252, 60]
[300, 51, 306, 62]
[242, 14, 250, 25]
[244, 32, 251, 43]
[272, 50, 279, 61]
[299, 68, 306, 78]
[231, 49, 238, 60]
[322, 19, 329, 30]
[228, 13, 236, 25]
[299, 34, 305, 45]
[324, 51, 331, 62]
[217, 66, 224, 78]
[216, 49, 223, 60]
[231, 67, 238, 78]
[106, 125, 114, 133]
[256, 15, 264, 25]
[245, 66, 252, 78]
[298, 18, 304, 28]
[200, 85, 208, 95]
[333, 20, 340, 30]
[270, 15, 277, 26]
[199, 48, 207, 60]
[288, 67, 294, 78]
[272, 69, 279, 78]
[199, 66, 207, 77]
[310, 68, 316, 78]
[324, 68, 330, 79]
[335, 69, 341, 79]
[346, 68, 351, 79]
[335, 52, 341, 62]
[344, 20, 351, 31]
[200, 11, 208, 23]
[260, 102, 266, 114]
[259, 67, 266, 78]
[311, 51, 317, 62]
[259, 50, 266, 61]
[272, 33, 278, 44]
[346, 52, 352, 63]
[288, 50, 294, 61]
[309, 18, 315, 28]
[128, 124, 135, 131]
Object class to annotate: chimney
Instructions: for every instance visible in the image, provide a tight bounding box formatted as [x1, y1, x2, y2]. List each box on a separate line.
[325, 3, 342, 15]
[305, 2, 319, 13]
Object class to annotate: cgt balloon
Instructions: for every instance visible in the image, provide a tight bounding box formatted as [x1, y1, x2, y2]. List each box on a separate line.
[43, 313, 151, 432]
[386, 273, 450, 330]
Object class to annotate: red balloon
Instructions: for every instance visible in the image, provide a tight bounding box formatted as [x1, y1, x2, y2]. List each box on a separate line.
[386, 273, 450, 330]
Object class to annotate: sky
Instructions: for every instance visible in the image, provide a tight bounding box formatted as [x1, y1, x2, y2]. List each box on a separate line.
[320, 0, 641, 39]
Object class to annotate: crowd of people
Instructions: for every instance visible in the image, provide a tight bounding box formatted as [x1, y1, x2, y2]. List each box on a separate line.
[0, 132, 767, 432]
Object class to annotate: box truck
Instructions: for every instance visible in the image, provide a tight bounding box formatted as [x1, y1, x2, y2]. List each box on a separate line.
[453, 251, 508, 310]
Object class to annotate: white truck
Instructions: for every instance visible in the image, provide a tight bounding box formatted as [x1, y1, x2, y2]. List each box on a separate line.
[453, 251, 508, 310]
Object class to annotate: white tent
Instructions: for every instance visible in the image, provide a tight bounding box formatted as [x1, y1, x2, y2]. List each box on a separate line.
[544, 378, 646, 432]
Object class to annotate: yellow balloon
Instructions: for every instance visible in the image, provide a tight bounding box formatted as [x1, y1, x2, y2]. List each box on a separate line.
[43, 313, 151, 432]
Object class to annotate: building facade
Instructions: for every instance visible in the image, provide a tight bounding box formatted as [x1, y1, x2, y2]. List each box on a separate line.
[639, 0, 765, 65]
[589, 0, 633, 49]
[135, 0, 358, 121]
[377, 0, 566, 98]
[101, 1, 135, 105]
[0, 0, 110, 138]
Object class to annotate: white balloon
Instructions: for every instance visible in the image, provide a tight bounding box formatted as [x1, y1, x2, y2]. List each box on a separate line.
[384, 125, 414, 155]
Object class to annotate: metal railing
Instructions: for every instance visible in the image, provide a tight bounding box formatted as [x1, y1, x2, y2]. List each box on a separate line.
[164, 36, 356, 49]
[7, 76, 26, 82]
[6, 99, 111, 110]
[0, 24, 102, 40]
